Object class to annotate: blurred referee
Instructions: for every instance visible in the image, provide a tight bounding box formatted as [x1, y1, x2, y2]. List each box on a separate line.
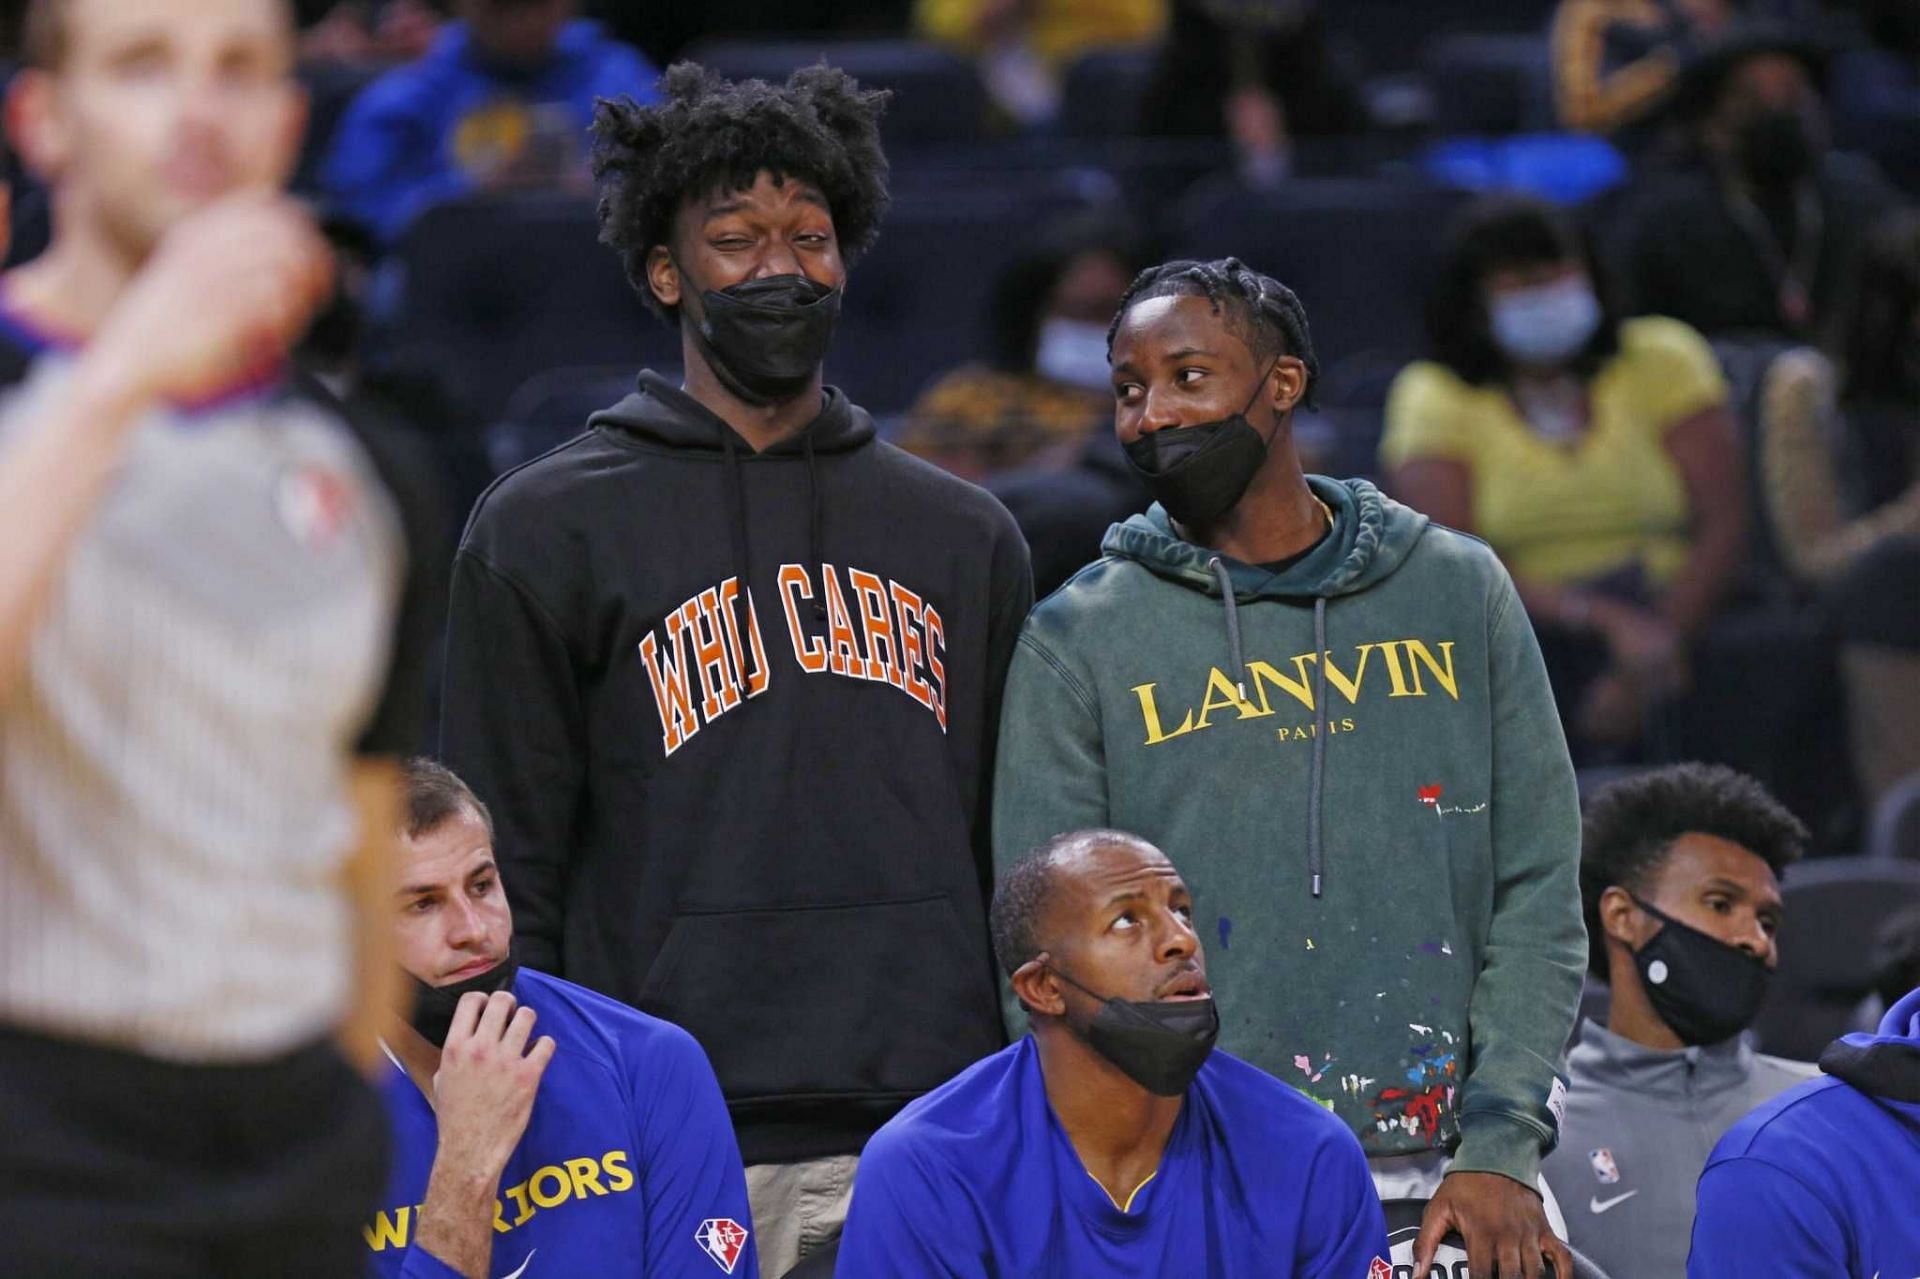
[0, 1, 437, 1274]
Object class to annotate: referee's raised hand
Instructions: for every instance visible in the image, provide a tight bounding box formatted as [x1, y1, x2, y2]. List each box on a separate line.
[90, 191, 334, 407]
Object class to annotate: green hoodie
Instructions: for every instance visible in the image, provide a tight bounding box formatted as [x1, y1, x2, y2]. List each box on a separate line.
[993, 476, 1585, 1187]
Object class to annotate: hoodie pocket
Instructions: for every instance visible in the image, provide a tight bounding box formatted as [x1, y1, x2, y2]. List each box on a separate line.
[637, 893, 1002, 1103]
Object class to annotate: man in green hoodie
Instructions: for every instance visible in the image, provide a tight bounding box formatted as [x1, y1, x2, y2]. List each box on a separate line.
[993, 258, 1585, 1278]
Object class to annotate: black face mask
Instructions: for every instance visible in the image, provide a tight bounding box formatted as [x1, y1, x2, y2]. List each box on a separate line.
[689, 272, 842, 406]
[1050, 964, 1219, 1097]
[1122, 361, 1279, 528]
[1631, 896, 1771, 1047]
[1735, 108, 1820, 188]
[405, 949, 520, 1048]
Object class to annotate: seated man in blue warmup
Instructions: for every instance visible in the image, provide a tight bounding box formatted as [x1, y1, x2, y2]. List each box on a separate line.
[364, 760, 756, 1279]
[835, 829, 1389, 1278]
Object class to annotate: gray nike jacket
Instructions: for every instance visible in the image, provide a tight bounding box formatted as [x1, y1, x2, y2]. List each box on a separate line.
[1541, 1019, 1817, 1278]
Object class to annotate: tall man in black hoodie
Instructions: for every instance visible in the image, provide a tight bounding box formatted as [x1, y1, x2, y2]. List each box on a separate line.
[439, 63, 1034, 1277]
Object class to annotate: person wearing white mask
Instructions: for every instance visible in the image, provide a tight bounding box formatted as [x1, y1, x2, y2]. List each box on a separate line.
[1381, 194, 1749, 761]
[901, 214, 1147, 482]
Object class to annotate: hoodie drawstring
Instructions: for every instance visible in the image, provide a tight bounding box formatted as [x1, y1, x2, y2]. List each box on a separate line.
[1209, 557, 1247, 701]
[719, 431, 756, 655]
[804, 431, 825, 620]
[1209, 555, 1330, 900]
[1308, 595, 1328, 899]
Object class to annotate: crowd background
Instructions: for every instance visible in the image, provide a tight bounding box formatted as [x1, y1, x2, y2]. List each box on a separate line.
[3, 0, 1912, 1054]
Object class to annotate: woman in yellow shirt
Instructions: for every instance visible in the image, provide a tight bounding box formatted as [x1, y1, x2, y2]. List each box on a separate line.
[1381, 196, 1748, 754]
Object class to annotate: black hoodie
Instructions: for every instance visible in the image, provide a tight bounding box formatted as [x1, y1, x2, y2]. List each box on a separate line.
[441, 373, 1032, 1164]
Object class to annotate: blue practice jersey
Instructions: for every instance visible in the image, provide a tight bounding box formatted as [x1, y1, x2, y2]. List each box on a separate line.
[836, 1037, 1389, 1278]
[363, 969, 757, 1279]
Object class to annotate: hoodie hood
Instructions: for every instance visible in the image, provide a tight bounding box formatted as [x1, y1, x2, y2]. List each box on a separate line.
[1101, 476, 1429, 601]
[588, 371, 876, 456]
[588, 372, 877, 629]
[1820, 985, 1920, 1105]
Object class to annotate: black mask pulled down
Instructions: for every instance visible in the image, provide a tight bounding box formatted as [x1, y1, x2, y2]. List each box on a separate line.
[1050, 964, 1219, 1096]
[1631, 897, 1771, 1047]
[1122, 361, 1279, 527]
[691, 273, 842, 406]
[406, 949, 520, 1048]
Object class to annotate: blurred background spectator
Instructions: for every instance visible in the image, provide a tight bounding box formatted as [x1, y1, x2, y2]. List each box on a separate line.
[1827, 0, 1920, 195]
[1758, 209, 1920, 804]
[914, 0, 1164, 129]
[1613, 27, 1900, 339]
[298, 0, 446, 63]
[1382, 195, 1747, 761]
[897, 210, 1148, 479]
[1138, 0, 1367, 185]
[322, 0, 658, 243]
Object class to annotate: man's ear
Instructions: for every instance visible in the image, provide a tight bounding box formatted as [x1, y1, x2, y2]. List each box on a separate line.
[7, 70, 70, 184]
[1010, 956, 1066, 1018]
[1268, 355, 1309, 417]
[646, 244, 682, 311]
[1598, 885, 1647, 953]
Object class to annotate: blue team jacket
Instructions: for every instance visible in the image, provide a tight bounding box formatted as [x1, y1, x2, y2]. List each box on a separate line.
[1689, 986, 1920, 1278]
[835, 1037, 1390, 1278]
[364, 969, 757, 1279]
[323, 20, 658, 243]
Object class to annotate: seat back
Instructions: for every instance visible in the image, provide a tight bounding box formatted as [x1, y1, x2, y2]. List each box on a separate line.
[1753, 857, 1920, 1059]
[682, 39, 988, 144]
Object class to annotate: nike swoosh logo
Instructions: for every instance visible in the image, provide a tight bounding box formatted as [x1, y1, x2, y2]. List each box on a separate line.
[1589, 1190, 1639, 1214]
[501, 1249, 536, 1279]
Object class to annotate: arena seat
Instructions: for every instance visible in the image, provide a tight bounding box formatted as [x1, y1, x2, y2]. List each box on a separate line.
[486, 365, 650, 476]
[680, 38, 989, 144]
[1423, 33, 1555, 136]
[1752, 857, 1920, 1060]
[1059, 44, 1160, 139]
[1869, 772, 1920, 861]
[374, 192, 676, 427]
[1168, 177, 1470, 375]
[1383, 1200, 1614, 1277]
[292, 57, 393, 198]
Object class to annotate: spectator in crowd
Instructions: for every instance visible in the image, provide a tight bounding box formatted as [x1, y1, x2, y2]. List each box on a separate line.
[1759, 210, 1920, 804]
[1542, 763, 1815, 1279]
[1615, 28, 1902, 340]
[1688, 984, 1920, 1276]
[994, 257, 1582, 1276]
[0, 0, 440, 1272]
[1138, 0, 1366, 186]
[1550, 0, 1805, 138]
[837, 830, 1390, 1277]
[299, 0, 445, 64]
[439, 64, 1032, 1279]
[900, 210, 1146, 481]
[1827, 0, 1920, 196]
[1383, 196, 1747, 759]
[364, 760, 756, 1279]
[323, 0, 659, 243]
[914, 0, 1165, 128]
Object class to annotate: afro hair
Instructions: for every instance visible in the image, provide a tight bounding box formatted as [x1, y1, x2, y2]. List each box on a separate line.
[1580, 762, 1808, 979]
[591, 61, 892, 320]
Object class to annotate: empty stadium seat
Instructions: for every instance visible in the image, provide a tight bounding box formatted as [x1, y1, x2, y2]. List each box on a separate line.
[1168, 177, 1470, 375]
[1423, 33, 1554, 136]
[372, 192, 677, 426]
[1059, 44, 1160, 139]
[1751, 857, 1920, 1060]
[1869, 772, 1920, 861]
[487, 365, 650, 476]
[681, 39, 989, 144]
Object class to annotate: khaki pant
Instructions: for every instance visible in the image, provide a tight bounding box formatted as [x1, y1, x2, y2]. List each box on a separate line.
[745, 1153, 859, 1279]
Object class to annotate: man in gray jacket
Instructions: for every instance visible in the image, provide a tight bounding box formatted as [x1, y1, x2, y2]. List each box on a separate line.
[1544, 764, 1816, 1277]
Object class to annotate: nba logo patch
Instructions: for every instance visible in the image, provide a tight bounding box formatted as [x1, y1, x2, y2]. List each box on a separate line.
[276, 464, 356, 552]
[695, 1218, 749, 1274]
[1369, 1257, 1392, 1279]
[1589, 1148, 1621, 1185]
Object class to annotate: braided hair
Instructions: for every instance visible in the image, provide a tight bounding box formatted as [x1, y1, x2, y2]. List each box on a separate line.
[1106, 257, 1320, 409]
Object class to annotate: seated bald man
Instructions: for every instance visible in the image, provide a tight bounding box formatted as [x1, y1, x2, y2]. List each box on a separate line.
[835, 830, 1389, 1278]
[365, 759, 756, 1279]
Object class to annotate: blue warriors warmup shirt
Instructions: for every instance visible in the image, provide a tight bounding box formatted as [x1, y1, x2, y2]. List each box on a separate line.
[364, 969, 756, 1279]
[836, 1037, 1390, 1278]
